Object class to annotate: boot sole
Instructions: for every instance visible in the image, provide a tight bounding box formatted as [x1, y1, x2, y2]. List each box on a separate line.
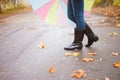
[64, 47, 82, 50]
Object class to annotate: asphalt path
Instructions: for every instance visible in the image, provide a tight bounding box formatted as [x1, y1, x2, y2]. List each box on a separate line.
[0, 12, 120, 80]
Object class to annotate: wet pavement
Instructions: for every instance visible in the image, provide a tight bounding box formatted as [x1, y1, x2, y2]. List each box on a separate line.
[0, 12, 120, 80]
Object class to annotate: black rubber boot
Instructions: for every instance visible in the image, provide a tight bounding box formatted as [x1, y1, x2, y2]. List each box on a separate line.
[64, 28, 84, 50]
[85, 22, 99, 47]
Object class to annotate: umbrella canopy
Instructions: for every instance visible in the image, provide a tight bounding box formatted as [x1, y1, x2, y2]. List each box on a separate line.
[30, 0, 95, 26]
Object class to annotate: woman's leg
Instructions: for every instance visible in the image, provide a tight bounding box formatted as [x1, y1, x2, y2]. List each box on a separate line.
[71, 0, 99, 47]
[67, 0, 75, 23]
[71, 0, 85, 30]
[64, 0, 84, 50]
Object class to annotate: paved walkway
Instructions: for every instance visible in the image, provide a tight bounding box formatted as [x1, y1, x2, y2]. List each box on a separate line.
[0, 12, 120, 80]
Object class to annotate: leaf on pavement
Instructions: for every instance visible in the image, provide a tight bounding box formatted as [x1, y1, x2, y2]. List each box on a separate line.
[88, 52, 97, 56]
[73, 52, 80, 57]
[109, 32, 118, 35]
[113, 62, 120, 68]
[112, 52, 119, 56]
[105, 77, 110, 80]
[82, 58, 94, 62]
[33, 78, 37, 80]
[38, 42, 45, 48]
[71, 69, 86, 78]
[88, 78, 94, 80]
[26, 27, 36, 31]
[116, 23, 120, 27]
[49, 66, 55, 73]
[64, 53, 72, 57]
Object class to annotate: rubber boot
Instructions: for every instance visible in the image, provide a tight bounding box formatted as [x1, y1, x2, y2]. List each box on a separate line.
[64, 28, 84, 50]
[85, 22, 99, 47]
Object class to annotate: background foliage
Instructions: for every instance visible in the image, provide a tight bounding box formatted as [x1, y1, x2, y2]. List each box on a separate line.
[94, 0, 120, 7]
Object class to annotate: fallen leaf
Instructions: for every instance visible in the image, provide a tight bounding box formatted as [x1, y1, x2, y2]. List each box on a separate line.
[0, 69, 7, 75]
[113, 62, 120, 68]
[112, 52, 119, 56]
[26, 27, 36, 30]
[49, 66, 55, 73]
[73, 52, 80, 57]
[64, 53, 72, 57]
[2, 69, 7, 72]
[88, 52, 97, 56]
[116, 23, 120, 27]
[71, 69, 86, 78]
[105, 77, 110, 80]
[75, 57, 79, 60]
[38, 42, 45, 48]
[33, 78, 37, 80]
[109, 32, 118, 35]
[88, 78, 94, 80]
[82, 58, 94, 62]
[99, 58, 103, 61]
[99, 19, 105, 23]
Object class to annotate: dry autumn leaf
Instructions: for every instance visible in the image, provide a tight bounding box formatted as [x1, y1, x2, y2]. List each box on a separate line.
[105, 77, 110, 80]
[109, 32, 118, 35]
[116, 23, 120, 27]
[112, 52, 119, 56]
[1, 69, 7, 74]
[88, 52, 97, 56]
[26, 27, 36, 31]
[49, 66, 55, 73]
[73, 52, 80, 57]
[82, 58, 94, 62]
[64, 53, 72, 57]
[38, 42, 45, 48]
[71, 69, 86, 78]
[113, 62, 120, 68]
[88, 78, 94, 80]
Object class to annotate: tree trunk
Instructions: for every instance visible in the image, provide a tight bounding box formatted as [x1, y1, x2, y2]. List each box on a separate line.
[13, 0, 16, 8]
[0, 1, 2, 13]
[101, 0, 106, 4]
[109, 0, 113, 5]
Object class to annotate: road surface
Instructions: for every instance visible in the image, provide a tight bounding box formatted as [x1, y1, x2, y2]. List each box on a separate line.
[0, 12, 120, 80]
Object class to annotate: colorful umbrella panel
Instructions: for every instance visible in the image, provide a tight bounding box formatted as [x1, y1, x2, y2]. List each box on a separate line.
[30, 0, 95, 26]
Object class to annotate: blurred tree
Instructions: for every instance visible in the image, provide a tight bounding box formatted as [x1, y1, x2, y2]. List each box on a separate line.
[13, 0, 16, 8]
[0, 1, 1, 13]
[113, 0, 120, 7]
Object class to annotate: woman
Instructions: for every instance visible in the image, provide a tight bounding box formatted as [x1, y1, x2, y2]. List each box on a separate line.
[64, 0, 99, 50]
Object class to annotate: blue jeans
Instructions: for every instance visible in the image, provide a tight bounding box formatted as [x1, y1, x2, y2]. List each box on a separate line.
[67, 0, 85, 30]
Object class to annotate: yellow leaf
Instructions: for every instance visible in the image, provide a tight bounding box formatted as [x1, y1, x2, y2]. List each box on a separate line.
[82, 58, 94, 62]
[71, 69, 86, 78]
[116, 23, 120, 27]
[88, 52, 97, 56]
[64, 53, 72, 57]
[73, 52, 80, 57]
[109, 32, 118, 35]
[38, 42, 45, 48]
[88, 78, 94, 80]
[105, 77, 110, 80]
[113, 62, 120, 68]
[26, 27, 36, 31]
[49, 66, 55, 73]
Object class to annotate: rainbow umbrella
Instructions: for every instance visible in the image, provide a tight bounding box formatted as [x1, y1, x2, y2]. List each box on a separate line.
[30, 0, 95, 26]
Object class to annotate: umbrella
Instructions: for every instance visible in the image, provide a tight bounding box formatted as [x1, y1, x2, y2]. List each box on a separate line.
[30, 0, 95, 26]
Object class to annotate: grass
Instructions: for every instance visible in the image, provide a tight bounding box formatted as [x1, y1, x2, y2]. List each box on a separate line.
[0, 6, 32, 19]
[92, 6, 120, 27]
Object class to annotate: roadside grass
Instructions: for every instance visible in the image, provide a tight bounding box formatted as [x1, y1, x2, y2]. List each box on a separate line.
[92, 6, 120, 27]
[0, 6, 32, 19]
